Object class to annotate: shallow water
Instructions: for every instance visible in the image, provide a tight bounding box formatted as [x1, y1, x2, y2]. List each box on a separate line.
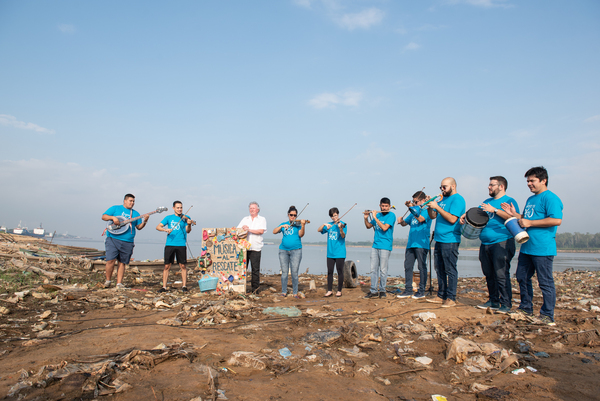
[52, 239, 600, 278]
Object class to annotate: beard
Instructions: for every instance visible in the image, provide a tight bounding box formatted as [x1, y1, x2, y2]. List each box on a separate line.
[442, 189, 452, 197]
[489, 188, 499, 198]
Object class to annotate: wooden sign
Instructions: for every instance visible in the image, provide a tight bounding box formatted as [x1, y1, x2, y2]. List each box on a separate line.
[199, 227, 248, 293]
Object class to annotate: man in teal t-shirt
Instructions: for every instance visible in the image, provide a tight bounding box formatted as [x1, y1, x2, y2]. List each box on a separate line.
[156, 201, 193, 293]
[502, 166, 563, 326]
[364, 197, 396, 299]
[461, 176, 519, 314]
[427, 177, 466, 308]
[102, 194, 149, 289]
[397, 191, 432, 299]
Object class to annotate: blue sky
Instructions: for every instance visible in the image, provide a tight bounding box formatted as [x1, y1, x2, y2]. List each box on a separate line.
[1, 0, 599, 242]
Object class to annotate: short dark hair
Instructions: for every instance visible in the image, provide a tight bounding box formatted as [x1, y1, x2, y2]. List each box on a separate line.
[329, 207, 339, 217]
[490, 176, 508, 190]
[287, 205, 298, 214]
[412, 191, 426, 201]
[525, 166, 549, 186]
[124, 194, 135, 200]
[380, 197, 391, 205]
[173, 200, 182, 207]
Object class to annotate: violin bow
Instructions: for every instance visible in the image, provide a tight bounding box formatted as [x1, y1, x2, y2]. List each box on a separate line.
[296, 203, 309, 220]
[338, 203, 357, 222]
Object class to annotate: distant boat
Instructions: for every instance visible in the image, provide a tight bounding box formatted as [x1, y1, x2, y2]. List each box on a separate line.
[32, 223, 45, 238]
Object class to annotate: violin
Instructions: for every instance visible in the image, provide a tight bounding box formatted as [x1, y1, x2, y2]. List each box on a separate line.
[289, 219, 310, 227]
[178, 215, 196, 226]
[325, 220, 346, 229]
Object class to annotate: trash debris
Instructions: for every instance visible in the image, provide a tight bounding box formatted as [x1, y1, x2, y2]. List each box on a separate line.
[303, 331, 341, 344]
[417, 312, 437, 322]
[262, 306, 302, 317]
[228, 351, 268, 370]
[512, 368, 526, 375]
[279, 347, 292, 359]
[415, 356, 433, 365]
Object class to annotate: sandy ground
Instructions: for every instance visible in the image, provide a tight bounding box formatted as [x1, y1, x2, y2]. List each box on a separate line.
[1, 268, 600, 401]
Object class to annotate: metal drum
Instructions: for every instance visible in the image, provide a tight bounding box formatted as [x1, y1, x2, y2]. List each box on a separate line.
[504, 217, 530, 244]
[461, 207, 489, 239]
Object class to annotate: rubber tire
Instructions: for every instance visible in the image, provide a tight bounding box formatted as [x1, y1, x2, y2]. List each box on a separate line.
[343, 260, 358, 288]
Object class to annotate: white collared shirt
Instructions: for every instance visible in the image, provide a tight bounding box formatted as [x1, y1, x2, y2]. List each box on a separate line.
[237, 215, 267, 251]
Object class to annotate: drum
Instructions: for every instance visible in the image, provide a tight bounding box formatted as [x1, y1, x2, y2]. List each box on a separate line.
[504, 217, 530, 244]
[461, 207, 489, 239]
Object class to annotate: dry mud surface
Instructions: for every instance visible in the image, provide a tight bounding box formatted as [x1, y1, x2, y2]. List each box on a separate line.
[1, 269, 600, 401]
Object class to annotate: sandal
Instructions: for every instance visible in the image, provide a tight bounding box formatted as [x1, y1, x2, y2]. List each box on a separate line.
[280, 293, 287, 297]
[336, 292, 342, 297]
[324, 292, 333, 298]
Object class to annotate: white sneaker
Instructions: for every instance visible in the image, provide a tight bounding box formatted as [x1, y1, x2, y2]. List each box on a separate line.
[116, 283, 127, 290]
[104, 280, 112, 288]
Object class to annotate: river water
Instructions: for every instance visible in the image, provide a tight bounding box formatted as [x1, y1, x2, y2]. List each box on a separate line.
[52, 239, 599, 278]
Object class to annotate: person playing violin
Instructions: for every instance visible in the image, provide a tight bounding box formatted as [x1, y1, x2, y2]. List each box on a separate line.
[318, 207, 347, 298]
[156, 200, 194, 293]
[273, 205, 307, 298]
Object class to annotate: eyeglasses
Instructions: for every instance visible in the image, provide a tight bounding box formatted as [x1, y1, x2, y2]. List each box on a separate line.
[289, 213, 297, 217]
[440, 186, 449, 190]
[488, 183, 499, 188]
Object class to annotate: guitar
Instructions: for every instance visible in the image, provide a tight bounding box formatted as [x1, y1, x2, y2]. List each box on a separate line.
[103, 206, 168, 236]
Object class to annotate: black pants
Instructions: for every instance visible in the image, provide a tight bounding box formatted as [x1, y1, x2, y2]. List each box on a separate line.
[247, 250, 261, 291]
[326, 258, 345, 292]
[479, 239, 516, 308]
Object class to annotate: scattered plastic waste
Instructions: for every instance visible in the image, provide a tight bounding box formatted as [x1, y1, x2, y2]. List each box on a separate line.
[417, 312, 437, 322]
[279, 347, 292, 359]
[512, 368, 526, 375]
[415, 356, 433, 365]
[262, 306, 302, 317]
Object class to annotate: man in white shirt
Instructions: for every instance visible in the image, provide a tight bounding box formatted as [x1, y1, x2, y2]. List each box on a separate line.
[237, 202, 267, 293]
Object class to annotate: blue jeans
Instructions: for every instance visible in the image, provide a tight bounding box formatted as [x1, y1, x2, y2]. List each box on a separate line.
[433, 242, 459, 301]
[370, 248, 391, 294]
[516, 253, 555, 319]
[404, 247, 428, 294]
[479, 239, 515, 308]
[279, 248, 302, 295]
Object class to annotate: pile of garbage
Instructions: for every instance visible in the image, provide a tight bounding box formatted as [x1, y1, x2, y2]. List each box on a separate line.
[7, 342, 221, 400]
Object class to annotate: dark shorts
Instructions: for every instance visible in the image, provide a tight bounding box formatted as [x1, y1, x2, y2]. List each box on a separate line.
[105, 237, 135, 264]
[164, 246, 187, 265]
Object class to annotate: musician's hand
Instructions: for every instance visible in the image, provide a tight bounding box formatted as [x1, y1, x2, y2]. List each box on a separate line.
[501, 202, 517, 217]
[166, 228, 173, 234]
[281, 224, 290, 230]
[325, 224, 331, 230]
[480, 203, 495, 213]
[337, 222, 344, 229]
[405, 200, 413, 207]
[143, 214, 150, 222]
[459, 213, 466, 225]
[363, 211, 370, 219]
[371, 210, 378, 220]
[397, 217, 404, 224]
[111, 217, 120, 225]
[519, 219, 532, 228]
